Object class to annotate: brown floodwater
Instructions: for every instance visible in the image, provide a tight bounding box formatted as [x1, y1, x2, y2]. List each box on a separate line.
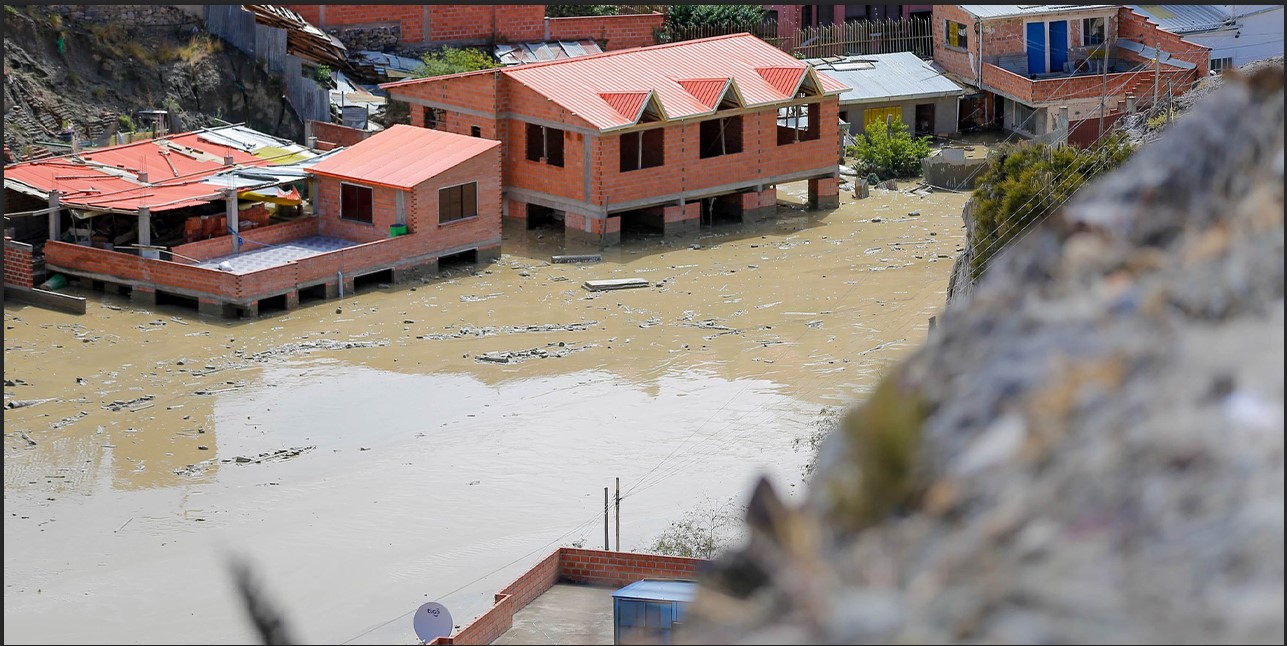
[3, 181, 967, 644]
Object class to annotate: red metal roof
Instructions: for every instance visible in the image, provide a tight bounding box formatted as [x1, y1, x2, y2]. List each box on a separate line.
[4, 129, 270, 213]
[677, 79, 730, 109]
[599, 92, 650, 121]
[306, 124, 500, 190]
[384, 34, 848, 131]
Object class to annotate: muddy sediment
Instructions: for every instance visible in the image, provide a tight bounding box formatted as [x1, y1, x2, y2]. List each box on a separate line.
[3, 182, 967, 644]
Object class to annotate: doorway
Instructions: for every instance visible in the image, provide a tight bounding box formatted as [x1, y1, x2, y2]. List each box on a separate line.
[914, 103, 935, 136]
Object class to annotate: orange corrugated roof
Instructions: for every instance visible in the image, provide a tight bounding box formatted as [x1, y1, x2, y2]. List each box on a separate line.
[677, 79, 730, 109]
[384, 34, 847, 131]
[306, 124, 499, 190]
[599, 92, 650, 122]
[3, 129, 269, 213]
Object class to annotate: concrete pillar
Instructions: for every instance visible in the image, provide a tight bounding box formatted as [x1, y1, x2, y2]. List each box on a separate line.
[563, 211, 619, 247]
[663, 202, 700, 238]
[1126, 94, 1137, 114]
[131, 285, 156, 306]
[240, 301, 260, 319]
[323, 281, 340, 299]
[1058, 105, 1070, 148]
[477, 245, 501, 263]
[284, 290, 300, 311]
[48, 190, 61, 243]
[138, 207, 159, 259]
[395, 191, 407, 227]
[225, 189, 240, 254]
[198, 297, 236, 318]
[808, 177, 840, 211]
[504, 198, 527, 223]
[741, 189, 777, 223]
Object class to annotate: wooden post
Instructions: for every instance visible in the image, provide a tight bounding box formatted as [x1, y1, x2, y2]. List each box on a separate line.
[614, 477, 620, 552]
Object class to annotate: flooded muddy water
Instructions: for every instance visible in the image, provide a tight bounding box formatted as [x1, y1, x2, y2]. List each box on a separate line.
[3, 182, 968, 644]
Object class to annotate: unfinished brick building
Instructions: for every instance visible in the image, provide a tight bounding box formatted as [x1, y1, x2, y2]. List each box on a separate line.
[383, 33, 846, 246]
[933, 4, 1209, 145]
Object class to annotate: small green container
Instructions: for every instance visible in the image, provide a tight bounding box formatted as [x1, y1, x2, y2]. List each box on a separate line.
[390, 224, 408, 237]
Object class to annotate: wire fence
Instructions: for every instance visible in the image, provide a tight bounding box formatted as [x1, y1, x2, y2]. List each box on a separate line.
[657, 17, 934, 60]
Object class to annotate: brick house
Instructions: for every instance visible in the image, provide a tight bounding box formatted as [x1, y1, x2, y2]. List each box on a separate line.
[7, 125, 500, 318]
[382, 34, 847, 246]
[933, 5, 1209, 145]
[306, 124, 502, 269]
[282, 4, 664, 51]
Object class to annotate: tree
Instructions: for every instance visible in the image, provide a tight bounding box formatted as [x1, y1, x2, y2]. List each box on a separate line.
[646, 496, 744, 559]
[664, 4, 764, 30]
[546, 5, 619, 18]
[848, 116, 932, 180]
[412, 47, 497, 79]
[970, 134, 1135, 280]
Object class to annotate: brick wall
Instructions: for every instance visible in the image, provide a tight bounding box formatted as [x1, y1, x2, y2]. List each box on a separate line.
[430, 548, 705, 646]
[1117, 6, 1209, 77]
[288, 5, 548, 45]
[4, 238, 36, 288]
[546, 13, 664, 50]
[308, 121, 372, 149]
[172, 218, 321, 262]
[932, 5, 978, 81]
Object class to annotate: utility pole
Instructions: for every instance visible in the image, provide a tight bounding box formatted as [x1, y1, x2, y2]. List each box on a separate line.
[1153, 34, 1160, 108]
[614, 477, 620, 552]
[604, 487, 610, 551]
[1099, 38, 1110, 141]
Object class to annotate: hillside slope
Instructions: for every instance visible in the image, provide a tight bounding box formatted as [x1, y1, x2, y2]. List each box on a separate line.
[3, 5, 303, 159]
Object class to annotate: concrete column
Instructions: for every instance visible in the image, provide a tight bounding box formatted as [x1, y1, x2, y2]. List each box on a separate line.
[563, 211, 620, 248]
[284, 290, 300, 311]
[741, 189, 778, 223]
[663, 202, 700, 238]
[131, 285, 156, 306]
[48, 190, 61, 243]
[198, 297, 236, 318]
[808, 177, 840, 211]
[225, 189, 240, 254]
[138, 207, 159, 259]
[1126, 94, 1137, 114]
[1058, 105, 1070, 148]
[239, 301, 259, 319]
[323, 281, 340, 299]
[395, 190, 407, 226]
[504, 198, 527, 223]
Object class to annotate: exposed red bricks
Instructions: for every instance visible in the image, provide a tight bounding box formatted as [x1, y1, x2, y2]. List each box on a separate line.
[3, 237, 37, 288]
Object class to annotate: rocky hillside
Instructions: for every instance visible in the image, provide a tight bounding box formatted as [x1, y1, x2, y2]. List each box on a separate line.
[687, 65, 1284, 644]
[3, 5, 303, 160]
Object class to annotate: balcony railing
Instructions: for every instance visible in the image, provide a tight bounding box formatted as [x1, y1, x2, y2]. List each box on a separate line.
[985, 44, 1131, 81]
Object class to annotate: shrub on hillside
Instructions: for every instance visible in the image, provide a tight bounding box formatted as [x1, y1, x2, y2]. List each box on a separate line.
[412, 47, 497, 79]
[970, 134, 1135, 280]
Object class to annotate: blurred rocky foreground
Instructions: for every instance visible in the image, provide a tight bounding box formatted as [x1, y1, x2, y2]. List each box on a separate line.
[686, 66, 1285, 644]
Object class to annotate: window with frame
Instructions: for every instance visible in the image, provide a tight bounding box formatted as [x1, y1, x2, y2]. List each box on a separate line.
[699, 116, 743, 159]
[1082, 17, 1105, 46]
[340, 183, 373, 224]
[439, 182, 477, 224]
[619, 128, 665, 172]
[470, 125, 481, 137]
[423, 107, 443, 130]
[778, 102, 821, 145]
[1210, 57, 1233, 74]
[946, 19, 968, 49]
[525, 123, 565, 167]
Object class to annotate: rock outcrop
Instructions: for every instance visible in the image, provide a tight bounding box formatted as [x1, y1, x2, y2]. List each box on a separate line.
[688, 66, 1284, 645]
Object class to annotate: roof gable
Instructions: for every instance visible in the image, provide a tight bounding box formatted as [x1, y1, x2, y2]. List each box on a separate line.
[307, 124, 498, 190]
[755, 66, 808, 96]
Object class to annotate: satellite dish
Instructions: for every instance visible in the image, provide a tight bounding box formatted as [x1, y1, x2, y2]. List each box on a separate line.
[412, 602, 453, 643]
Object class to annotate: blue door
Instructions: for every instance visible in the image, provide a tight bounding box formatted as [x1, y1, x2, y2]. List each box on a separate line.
[1049, 20, 1068, 74]
[1026, 22, 1046, 76]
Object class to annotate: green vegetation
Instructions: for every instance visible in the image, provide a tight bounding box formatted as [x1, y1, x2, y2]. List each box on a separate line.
[665, 4, 764, 30]
[312, 64, 332, 84]
[970, 134, 1135, 280]
[412, 47, 498, 79]
[546, 5, 620, 18]
[646, 496, 743, 559]
[848, 116, 931, 180]
[118, 114, 136, 132]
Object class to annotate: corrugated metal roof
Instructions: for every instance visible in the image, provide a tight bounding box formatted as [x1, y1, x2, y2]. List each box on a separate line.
[600, 92, 650, 121]
[306, 124, 499, 190]
[807, 52, 966, 105]
[1, 125, 300, 214]
[960, 5, 1116, 19]
[499, 34, 847, 130]
[1127, 5, 1234, 34]
[612, 580, 697, 603]
[495, 40, 604, 66]
[677, 79, 730, 108]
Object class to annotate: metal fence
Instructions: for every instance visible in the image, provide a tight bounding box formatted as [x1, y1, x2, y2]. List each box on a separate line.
[657, 17, 934, 60]
[202, 5, 330, 129]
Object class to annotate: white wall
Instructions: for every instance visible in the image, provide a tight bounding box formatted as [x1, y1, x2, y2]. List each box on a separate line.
[1188, 6, 1284, 68]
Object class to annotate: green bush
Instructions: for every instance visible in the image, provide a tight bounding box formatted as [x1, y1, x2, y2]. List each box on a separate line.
[412, 47, 498, 79]
[546, 5, 619, 18]
[312, 64, 332, 84]
[665, 4, 763, 30]
[645, 496, 743, 559]
[970, 134, 1135, 281]
[848, 116, 931, 180]
[118, 114, 136, 132]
